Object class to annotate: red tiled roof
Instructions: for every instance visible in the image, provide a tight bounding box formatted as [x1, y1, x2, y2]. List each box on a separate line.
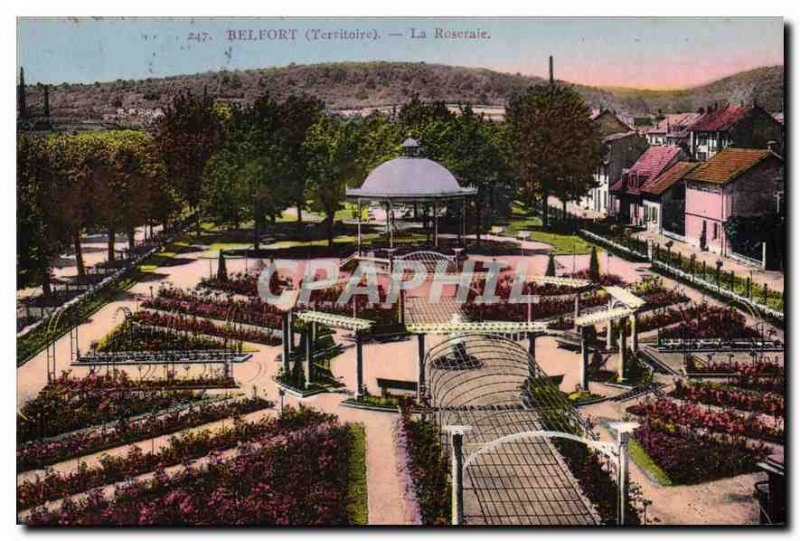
[684, 147, 779, 185]
[689, 105, 751, 132]
[640, 161, 699, 196]
[610, 145, 683, 193]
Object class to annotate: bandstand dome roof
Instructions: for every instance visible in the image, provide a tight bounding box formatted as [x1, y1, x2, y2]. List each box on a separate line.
[347, 140, 477, 200]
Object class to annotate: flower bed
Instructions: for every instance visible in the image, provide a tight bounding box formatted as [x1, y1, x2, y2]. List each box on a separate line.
[18, 408, 331, 510]
[397, 400, 450, 525]
[132, 311, 280, 345]
[671, 380, 784, 418]
[24, 407, 359, 526]
[143, 286, 284, 329]
[18, 372, 205, 443]
[18, 396, 273, 472]
[659, 305, 760, 341]
[627, 397, 783, 442]
[97, 322, 226, 352]
[632, 419, 769, 485]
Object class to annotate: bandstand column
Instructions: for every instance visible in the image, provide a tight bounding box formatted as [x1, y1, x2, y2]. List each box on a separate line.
[580, 326, 590, 391]
[355, 332, 364, 398]
[417, 333, 426, 401]
[389, 200, 394, 248]
[433, 201, 439, 247]
[461, 198, 467, 243]
[357, 199, 362, 255]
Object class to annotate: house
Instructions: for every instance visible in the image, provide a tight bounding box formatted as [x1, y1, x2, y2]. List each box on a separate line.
[579, 131, 649, 215]
[683, 148, 784, 259]
[639, 161, 700, 238]
[645, 113, 701, 150]
[590, 109, 633, 138]
[688, 104, 783, 161]
[610, 145, 685, 226]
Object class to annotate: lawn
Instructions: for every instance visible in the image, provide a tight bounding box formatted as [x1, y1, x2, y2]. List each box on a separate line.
[629, 437, 674, 486]
[347, 424, 369, 525]
[492, 202, 595, 255]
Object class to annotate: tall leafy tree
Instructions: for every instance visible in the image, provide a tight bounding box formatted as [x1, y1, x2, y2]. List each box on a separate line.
[506, 84, 602, 228]
[155, 90, 223, 235]
[304, 115, 363, 247]
[274, 95, 324, 229]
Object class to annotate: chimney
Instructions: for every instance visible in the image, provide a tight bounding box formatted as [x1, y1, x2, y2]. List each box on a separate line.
[549, 55, 554, 85]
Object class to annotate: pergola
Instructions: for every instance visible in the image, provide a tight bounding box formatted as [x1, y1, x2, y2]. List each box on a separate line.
[346, 139, 477, 252]
[295, 310, 374, 397]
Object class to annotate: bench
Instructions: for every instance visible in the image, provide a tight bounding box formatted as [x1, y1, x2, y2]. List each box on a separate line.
[516, 230, 532, 241]
[490, 226, 505, 235]
[376, 378, 417, 397]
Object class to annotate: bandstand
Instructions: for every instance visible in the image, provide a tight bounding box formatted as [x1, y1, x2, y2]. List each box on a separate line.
[346, 138, 477, 253]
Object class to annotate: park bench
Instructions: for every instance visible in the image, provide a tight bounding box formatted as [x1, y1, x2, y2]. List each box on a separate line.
[490, 226, 505, 235]
[516, 230, 532, 241]
[376, 378, 417, 397]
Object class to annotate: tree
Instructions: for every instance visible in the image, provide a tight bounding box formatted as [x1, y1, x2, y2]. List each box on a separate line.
[506, 84, 602, 228]
[17, 134, 67, 295]
[589, 246, 600, 281]
[217, 250, 227, 281]
[545, 253, 557, 276]
[155, 90, 223, 235]
[435, 104, 513, 243]
[274, 95, 324, 230]
[304, 115, 363, 247]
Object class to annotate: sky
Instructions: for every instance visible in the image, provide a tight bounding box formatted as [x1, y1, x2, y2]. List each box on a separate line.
[17, 17, 784, 89]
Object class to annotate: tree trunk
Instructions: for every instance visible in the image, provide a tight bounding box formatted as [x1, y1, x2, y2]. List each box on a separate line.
[107, 228, 116, 263]
[475, 197, 483, 245]
[542, 191, 550, 229]
[296, 203, 303, 230]
[194, 207, 202, 237]
[326, 211, 335, 248]
[562, 199, 567, 222]
[73, 231, 86, 279]
[40, 266, 52, 299]
[253, 211, 261, 253]
[128, 228, 136, 251]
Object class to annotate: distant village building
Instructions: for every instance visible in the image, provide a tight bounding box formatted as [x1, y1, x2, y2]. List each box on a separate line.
[683, 147, 784, 258]
[579, 131, 649, 215]
[639, 161, 699, 238]
[645, 112, 701, 151]
[590, 109, 632, 138]
[609, 145, 685, 226]
[688, 104, 783, 161]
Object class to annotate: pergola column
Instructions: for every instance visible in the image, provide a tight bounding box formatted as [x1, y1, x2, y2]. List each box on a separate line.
[629, 313, 638, 352]
[574, 293, 581, 319]
[282, 311, 292, 376]
[304, 329, 312, 389]
[528, 333, 537, 382]
[355, 332, 364, 398]
[610, 423, 640, 526]
[446, 426, 472, 526]
[617, 321, 627, 382]
[579, 326, 590, 391]
[417, 333, 426, 401]
[606, 300, 614, 350]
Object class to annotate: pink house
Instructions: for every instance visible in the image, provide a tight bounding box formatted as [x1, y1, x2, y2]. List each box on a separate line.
[609, 145, 685, 226]
[684, 148, 784, 257]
